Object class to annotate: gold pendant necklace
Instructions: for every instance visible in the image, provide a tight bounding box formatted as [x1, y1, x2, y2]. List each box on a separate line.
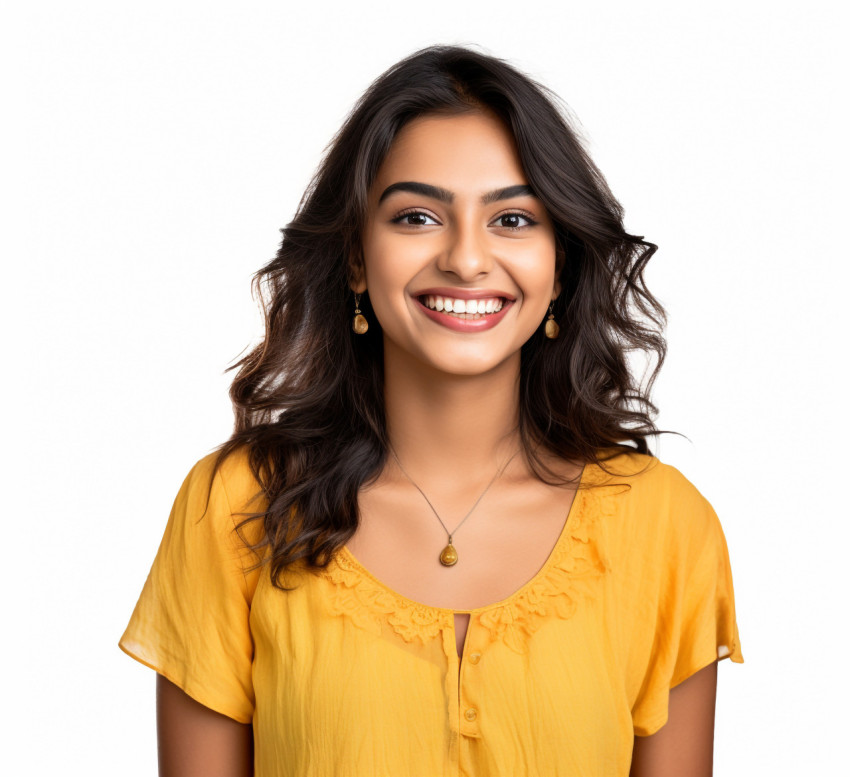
[390, 446, 520, 567]
[439, 540, 459, 567]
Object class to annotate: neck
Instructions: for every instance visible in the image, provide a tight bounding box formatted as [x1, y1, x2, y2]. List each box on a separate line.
[381, 341, 524, 490]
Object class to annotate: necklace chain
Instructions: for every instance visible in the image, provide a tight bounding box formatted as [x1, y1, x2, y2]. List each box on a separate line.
[389, 446, 521, 543]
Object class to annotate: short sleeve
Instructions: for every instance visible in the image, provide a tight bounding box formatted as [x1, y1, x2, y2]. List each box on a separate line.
[631, 482, 744, 736]
[119, 454, 256, 723]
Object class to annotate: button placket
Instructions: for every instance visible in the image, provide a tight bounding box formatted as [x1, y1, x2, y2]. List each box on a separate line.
[459, 688, 481, 736]
[459, 630, 482, 738]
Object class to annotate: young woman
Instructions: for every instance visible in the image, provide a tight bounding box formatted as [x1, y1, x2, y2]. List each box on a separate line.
[120, 45, 744, 776]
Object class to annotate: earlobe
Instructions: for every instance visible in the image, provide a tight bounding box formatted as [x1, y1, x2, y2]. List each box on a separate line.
[348, 251, 368, 294]
[554, 245, 565, 298]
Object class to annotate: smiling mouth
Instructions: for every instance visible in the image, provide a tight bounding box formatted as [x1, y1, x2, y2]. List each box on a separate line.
[416, 294, 507, 320]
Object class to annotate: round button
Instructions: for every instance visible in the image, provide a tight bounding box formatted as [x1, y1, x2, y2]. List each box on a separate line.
[464, 707, 478, 722]
[468, 653, 481, 665]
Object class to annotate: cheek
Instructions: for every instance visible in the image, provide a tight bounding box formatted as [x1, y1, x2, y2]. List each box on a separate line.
[363, 231, 434, 291]
[512, 248, 558, 298]
[361, 242, 418, 328]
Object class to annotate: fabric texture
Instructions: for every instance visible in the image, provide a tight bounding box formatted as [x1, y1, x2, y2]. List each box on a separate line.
[120, 448, 744, 776]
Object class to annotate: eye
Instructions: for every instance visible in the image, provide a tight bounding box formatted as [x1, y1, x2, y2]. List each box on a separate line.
[492, 211, 538, 231]
[391, 209, 440, 227]
[390, 208, 538, 230]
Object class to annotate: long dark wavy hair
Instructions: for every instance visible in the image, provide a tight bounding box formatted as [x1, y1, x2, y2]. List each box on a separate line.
[209, 44, 668, 588]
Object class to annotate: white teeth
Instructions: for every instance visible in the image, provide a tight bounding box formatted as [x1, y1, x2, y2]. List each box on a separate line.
[420, 295, 507, 315]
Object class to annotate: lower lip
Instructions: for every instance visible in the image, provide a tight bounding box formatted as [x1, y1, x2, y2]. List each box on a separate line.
[414, 297, 514, 332]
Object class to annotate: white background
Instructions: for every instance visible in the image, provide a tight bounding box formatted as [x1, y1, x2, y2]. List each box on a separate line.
[2, 1, 846, 773]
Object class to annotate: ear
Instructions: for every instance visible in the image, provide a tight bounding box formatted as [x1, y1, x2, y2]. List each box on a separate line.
[348, 250, 367, 294]
[553, 244, 565, 299]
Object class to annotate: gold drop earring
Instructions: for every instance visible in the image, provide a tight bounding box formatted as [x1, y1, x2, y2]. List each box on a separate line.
[544, 301, 559, 339]
[352, 292, 369, 334]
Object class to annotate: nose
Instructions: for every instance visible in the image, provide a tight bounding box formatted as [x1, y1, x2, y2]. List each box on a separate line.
[436, 218, 493, 281]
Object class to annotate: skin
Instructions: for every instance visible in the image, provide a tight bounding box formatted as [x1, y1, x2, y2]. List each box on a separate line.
[157, 109, 718, 775]
[156, 674, 252, 777]
[630, 660, 718, 777]
[355, 112, 563, 481]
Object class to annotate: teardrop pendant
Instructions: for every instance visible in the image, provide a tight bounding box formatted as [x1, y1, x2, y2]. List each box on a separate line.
[352, 292, 369, 334]
[544, 301, 559, 339]
[352, 312, 368, 334]
[439, 541, 458, 567]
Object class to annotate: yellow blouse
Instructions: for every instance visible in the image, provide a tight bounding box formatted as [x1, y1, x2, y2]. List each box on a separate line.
[120, 447, 744, 776]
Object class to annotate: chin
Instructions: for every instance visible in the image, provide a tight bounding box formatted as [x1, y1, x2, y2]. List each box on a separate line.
[421, 348, 518, 378]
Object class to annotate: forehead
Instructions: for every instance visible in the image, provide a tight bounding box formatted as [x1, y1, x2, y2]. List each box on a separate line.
[371, 111, 528, 198]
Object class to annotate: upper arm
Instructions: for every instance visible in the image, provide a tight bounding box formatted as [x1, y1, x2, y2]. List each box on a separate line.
[157, 674, 253, 777]
[630, 660, 718, 777]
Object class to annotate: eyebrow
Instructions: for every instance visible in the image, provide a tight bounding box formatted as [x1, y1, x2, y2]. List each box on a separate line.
[378, 181, 537, 206]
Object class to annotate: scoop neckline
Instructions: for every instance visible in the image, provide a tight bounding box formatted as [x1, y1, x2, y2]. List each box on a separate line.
[337, 461, 591, 615]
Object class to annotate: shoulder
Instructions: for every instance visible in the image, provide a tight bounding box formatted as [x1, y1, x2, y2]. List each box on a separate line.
[170, 446, 267, 553]
[591, 448, 720, 543]
[593, 449, 710, 504]
[187, 445, 267, 515]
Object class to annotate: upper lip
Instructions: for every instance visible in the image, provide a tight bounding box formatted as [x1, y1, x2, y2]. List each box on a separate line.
[412, 287, 516, 301]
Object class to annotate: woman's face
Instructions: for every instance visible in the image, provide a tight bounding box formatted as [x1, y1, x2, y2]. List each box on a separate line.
[356, 110, 560, 377]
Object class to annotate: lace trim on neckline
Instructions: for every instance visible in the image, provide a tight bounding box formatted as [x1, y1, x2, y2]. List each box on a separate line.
[315, 473, 616, 653]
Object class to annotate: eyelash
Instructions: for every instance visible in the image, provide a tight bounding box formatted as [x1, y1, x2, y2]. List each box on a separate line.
[390, 208, 538, 231]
